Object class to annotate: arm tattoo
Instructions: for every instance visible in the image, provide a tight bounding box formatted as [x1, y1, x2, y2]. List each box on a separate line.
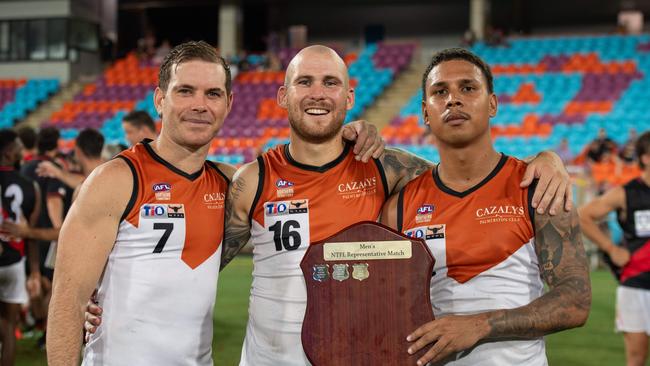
[220, 175, 252, 270]
[381, 148, 434, 194]
[486, 207, 591, 339]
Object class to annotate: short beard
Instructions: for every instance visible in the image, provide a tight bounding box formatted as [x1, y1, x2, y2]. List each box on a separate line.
[288, 111, 344, 144]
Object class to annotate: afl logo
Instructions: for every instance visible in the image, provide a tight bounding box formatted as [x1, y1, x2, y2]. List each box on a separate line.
[417, 204, 434, 215]
[153, 183, 171, 192]
[276, 179, 294, 188]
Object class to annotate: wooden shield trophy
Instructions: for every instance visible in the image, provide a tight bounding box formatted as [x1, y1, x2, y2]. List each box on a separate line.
[300, 221, 435, 365]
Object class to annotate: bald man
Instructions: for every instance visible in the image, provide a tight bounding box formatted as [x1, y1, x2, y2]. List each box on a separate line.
[220, 45, 572, 366]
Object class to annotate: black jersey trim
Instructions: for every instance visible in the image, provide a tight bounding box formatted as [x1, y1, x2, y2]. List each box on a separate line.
[527, 178, 539, 228]
[283, 143, 351, 173]
[116, 156, 138, 223]
[142, 140, 204, 181]
[433, 153, 508, 198]
[397, 188, 405, 233]
[206, 160, 231, 184]
[249, 156, 265, 224]
[373, 157, 390, 200]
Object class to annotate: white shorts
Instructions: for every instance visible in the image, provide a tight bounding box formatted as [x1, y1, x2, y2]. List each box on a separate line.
[0, 258, 27, 304]
[616, 285, 650, 334]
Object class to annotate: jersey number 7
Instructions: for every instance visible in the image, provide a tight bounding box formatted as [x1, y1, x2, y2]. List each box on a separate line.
[153, 222, 173, 253]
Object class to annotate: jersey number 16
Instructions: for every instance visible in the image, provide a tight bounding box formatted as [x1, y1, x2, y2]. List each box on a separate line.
[269, 220, 301, 251]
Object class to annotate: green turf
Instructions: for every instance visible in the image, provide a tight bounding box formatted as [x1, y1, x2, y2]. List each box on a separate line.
[14, 258, 649, 365]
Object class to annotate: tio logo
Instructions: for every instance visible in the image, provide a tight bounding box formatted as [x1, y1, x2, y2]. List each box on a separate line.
[142, 205, 166, 217]
[265, 202, 288, 215]
[406, 229, 424, 239]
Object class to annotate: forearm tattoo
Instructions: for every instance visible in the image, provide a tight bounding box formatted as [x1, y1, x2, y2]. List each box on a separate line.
[220, 176, 252, 270]
[487, 207, 591, 339]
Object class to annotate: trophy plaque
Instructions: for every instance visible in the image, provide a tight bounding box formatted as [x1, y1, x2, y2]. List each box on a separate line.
[300, 221, 435, 365]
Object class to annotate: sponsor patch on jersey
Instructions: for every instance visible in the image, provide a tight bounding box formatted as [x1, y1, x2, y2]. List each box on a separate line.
[415, 204, 434, 223]
[153, 182, 172, 201]
[475, 205, 525, 225]
[140, 204, 185, 219]
[276, 178, 295, 198]
[203, 191, 225, 209]
[417, 204, 434, 214]
[264, 199, 309, 216]
[405, 224, 445, 240]
[337, 176, 377, 200]
[289, 199, 308, 213]
[426, 224, 445, 239]
[166, 204, 185, 218]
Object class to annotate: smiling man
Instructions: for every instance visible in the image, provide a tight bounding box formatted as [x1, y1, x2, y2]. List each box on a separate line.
[47, 41, 236, 366]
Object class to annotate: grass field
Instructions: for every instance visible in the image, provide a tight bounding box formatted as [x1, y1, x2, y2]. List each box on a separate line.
[15, 256, 648, 365]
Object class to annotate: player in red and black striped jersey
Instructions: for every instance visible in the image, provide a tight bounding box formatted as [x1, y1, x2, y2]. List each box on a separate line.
[581, 131, 650, 366]
[0, 129, 41, 366]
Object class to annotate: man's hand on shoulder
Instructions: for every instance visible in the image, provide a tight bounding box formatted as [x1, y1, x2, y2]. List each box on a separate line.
[342, 120, 385, 162]
[521, 150, 572, 215]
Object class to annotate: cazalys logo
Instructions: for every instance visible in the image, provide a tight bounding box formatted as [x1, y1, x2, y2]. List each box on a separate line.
[337, 177, 377, 199]
[204, 191, 225, 209]
[153, 182, 171, 201]
[475, 205, 525, 224]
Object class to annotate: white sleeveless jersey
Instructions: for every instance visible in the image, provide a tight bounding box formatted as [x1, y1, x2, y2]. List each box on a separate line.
[240, 144, 388, 365]
[398, 155, 547, 366]
[82, 141, 229, 366]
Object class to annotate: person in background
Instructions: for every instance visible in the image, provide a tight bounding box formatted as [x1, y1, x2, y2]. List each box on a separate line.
[580, 131, 650, 366]
[0, 129, 41, 366]
[586, 128, 618, 163]
[19, 127, 69, 349]
[122, 110, 158, 147]
[17, 126, 37, 163]
[3, 128, 106, 242]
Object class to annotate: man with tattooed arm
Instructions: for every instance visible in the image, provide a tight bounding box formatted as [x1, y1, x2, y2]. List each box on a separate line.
[221, 46, 575, 365]
[381, 48, 591, 366]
